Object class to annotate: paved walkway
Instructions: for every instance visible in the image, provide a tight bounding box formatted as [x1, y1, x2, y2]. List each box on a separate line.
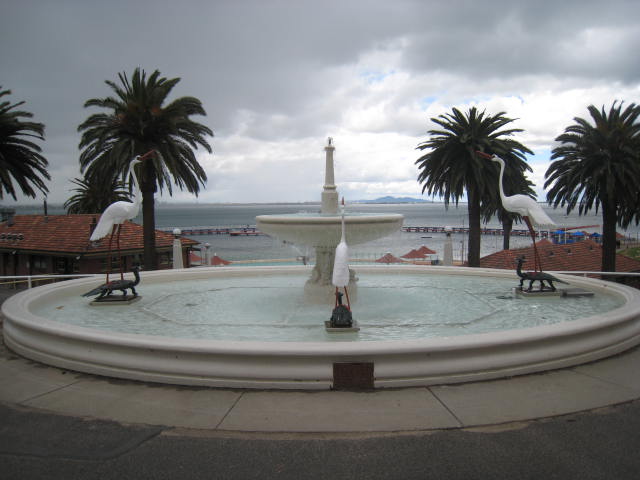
[2, 324, 640, 433]
[4, 287, 640, 478]
[4, 318, 640, 478]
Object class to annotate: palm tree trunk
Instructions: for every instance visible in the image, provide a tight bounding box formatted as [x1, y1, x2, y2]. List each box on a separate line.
[601, 200, 617, 274]
[502, 217, 513, 250]
[140, 162, 158, 271]
[467, 189, 481, 267]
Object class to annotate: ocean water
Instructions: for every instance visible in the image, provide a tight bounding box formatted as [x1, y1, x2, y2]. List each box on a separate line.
[14, 202, 640, 263]
[145, 202, 639, 263]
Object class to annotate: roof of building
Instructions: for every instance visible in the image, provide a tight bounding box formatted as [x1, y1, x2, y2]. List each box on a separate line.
[0, 214, 198, 255]
[480, 238, 640, 272]
[417, 245, 437, 255]
[401, 249, 427, 259]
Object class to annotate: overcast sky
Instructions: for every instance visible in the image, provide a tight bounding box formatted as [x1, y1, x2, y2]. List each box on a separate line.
[3, 0, 639, 205]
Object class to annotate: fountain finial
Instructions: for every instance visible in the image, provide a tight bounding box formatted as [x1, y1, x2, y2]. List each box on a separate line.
[322, 137, 338, 214]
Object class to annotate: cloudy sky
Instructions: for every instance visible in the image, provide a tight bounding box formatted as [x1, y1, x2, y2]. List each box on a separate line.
[3, 0, 639, 205]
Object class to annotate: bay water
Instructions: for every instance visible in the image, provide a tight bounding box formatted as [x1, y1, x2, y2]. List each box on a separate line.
[145, 202, 638, 263]
[13, 202, 639, 263]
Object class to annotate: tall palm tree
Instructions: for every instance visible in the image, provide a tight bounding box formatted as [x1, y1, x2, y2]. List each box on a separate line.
[78, 68, 213, 270]
[545, 101, 640, 273]
[64, 173, 131, 214]
[416, 107, 532, 266]
[0, 87, 50, 200]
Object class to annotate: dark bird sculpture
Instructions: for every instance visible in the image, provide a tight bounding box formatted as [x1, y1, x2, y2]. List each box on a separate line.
[515, 257, 567, 292]
[330, 290, 353, 328]
[83, 266, 141, 300]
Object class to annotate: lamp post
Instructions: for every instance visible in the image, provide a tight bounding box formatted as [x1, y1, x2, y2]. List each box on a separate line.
[172, 228, 184, 269]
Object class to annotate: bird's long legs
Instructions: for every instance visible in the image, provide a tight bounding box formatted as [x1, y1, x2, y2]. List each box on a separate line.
[115, 225, 124, 280]
[106, 226, 115, 284]
[523, 216, 542, 273]
[105, 225, 125, 283]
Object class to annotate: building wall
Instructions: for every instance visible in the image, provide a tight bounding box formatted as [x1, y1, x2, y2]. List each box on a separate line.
[0, 248, 192, 278]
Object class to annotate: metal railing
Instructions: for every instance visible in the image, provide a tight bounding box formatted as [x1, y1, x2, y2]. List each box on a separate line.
[1, 269, 639, 290]
[0, 274, 97, 289]
[548, 271, 640, 278]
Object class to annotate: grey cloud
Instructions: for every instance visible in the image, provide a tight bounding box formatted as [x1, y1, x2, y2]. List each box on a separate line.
[399, 1, 640, 83]
[2, 0, 639, 204]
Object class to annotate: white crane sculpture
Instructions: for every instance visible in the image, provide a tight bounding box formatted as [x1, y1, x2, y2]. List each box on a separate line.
[90, 150, 155, 280]
[477, 151, 555, 272]
[331, 198, 352, 324]
[332, 200, 350, 296]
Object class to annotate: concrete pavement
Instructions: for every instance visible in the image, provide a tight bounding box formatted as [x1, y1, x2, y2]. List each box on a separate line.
[4, 323, 640, 479]
[2, 324, 640, 433]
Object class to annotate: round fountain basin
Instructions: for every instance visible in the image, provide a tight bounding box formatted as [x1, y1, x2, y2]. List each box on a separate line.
[256, 212, 404, 246]
[3, 266, 640, 390]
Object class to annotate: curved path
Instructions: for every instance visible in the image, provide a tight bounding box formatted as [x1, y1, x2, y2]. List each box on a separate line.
[2, 323, 640, 433]
[4, 324, 640, 479]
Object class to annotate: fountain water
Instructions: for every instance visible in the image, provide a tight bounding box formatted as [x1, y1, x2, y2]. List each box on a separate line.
[256, 138, 403, 303]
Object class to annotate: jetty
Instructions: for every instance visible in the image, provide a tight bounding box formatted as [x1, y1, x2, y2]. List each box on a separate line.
[161, 224, 603, 240]
[158, 226, 263, 236]
[402, 226, 551, 237]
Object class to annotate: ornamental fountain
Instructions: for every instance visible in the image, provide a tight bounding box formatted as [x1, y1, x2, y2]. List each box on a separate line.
[3, 139, 640, 390]
[256, 138, 403, 303]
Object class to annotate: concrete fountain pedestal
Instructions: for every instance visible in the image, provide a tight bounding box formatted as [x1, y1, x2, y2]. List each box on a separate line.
[256, 138, 403, 303]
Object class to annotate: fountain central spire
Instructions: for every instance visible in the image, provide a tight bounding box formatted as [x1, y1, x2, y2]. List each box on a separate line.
[321, 137, 339, 214]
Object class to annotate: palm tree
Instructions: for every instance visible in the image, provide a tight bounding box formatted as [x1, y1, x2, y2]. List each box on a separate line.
[416, 107, 532, 266]
[64, 173, 131, 214]
[545, 101, 640, 273]
[78, 68, 213, 270]
[0, 87, 50, 200]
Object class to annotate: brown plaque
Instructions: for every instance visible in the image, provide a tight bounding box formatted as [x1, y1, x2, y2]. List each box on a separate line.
[333, 362, 374, 390]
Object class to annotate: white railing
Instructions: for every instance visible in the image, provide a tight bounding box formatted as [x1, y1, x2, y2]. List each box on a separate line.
[0, 274, 97, 289]
[548, 271, 640, 278]
[1, 269, 639, 290]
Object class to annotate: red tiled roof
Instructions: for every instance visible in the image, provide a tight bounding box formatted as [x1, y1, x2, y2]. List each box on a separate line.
[480, 238, 640, 272]
[401, 249, 427, 259]
[375, 253, 402, 264]
[0, 214, 198, 255]
[417, 245, 437, 255]
[212, 254, 231, 266]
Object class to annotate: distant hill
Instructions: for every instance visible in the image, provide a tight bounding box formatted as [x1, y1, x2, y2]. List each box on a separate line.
[355, 196, 430, 204]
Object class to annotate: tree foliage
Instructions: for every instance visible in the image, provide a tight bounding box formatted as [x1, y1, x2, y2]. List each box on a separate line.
[416, 106, 532, 266]
[0, 87, 50, 200]
[64, 173, 131, 214]
[78, 68, 213, 269]
[545, 101, 640, 272]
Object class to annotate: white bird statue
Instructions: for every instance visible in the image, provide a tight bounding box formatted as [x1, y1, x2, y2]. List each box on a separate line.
[90, 150, 155, 279]
[332, 198, 351, 308]
[477, 151, 555, 272]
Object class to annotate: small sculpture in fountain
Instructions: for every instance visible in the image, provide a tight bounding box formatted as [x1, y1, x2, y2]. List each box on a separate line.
[329, 291, 354, 328]
[82, 265, 141, 303]
[476, 151, 555, 274]
[326, 198, 359, 332]
[515, 257, 567, 293]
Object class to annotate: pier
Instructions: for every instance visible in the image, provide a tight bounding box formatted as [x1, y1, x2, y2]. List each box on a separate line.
[402, 226, 551, 237]
[158, 226, 263, 236]
[161, 225, 557, 238]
